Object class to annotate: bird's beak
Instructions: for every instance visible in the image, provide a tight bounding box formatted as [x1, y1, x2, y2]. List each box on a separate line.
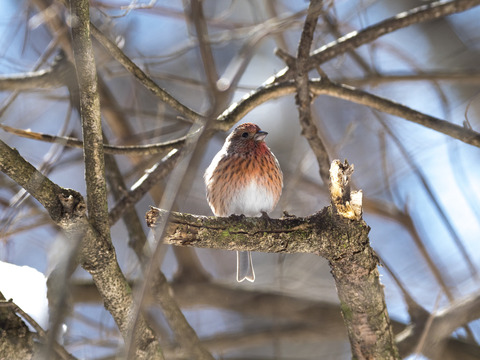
[254, 130, 268, 141]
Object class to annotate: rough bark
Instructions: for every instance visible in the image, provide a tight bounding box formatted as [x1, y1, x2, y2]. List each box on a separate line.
[0, 295, 35, 360]
[147, 159, 400, 359]
[0, 138, 163, 360]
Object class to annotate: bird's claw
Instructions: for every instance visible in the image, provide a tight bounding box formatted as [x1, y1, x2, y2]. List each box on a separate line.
[281, 210, 296, 219]
[260, 211, 270, 220]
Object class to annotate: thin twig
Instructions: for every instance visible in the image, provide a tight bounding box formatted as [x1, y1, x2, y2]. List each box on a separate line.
[108, 148, 182, 225]
[397, 291, 480, 357]
[375, 114, 479, 279]
[90, 23, 204, 123]
[187, 0, 219, 97]
[276, 0, 480, 80]
[0, 123, 186, 156]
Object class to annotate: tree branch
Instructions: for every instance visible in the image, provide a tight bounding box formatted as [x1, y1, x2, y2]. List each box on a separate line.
[0, 299, 77, 360]
[70, 0, 110, 240]
[150, 271, 215, 360]
[0, 53, 72, 91]
[215, 78, 480, 148]
[90, 23, 204, 123]
[397, 292, 480, 358]
[294, 0, 331, 185]
[187, 0, 219, 97]
[147, 158, 399, 359]
[0, 138, 163, 359]
[276, 0, 480, 80]
[146, 206, 353, 256]
[311, 79, 480, 147]
[0, 123, 186, 156]
[109, 148, 182, 225]
[0, 139, 84, 224]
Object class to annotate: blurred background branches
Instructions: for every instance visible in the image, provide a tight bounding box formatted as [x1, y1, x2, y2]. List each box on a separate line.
[1, 0, 480, 359]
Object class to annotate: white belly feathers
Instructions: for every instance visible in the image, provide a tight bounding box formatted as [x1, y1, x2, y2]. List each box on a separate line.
[226, 180, 276, 217]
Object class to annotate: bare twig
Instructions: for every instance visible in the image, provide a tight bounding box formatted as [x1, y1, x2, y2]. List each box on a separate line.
[276, 0, 480, 80]
[0, 123, 186, 156]
[322, 12, 372, 74]
[150, 271, 215, 360]
[108, 148, 182, 225]
[376, 115, 479, 280]
[31, 0, 73, 59]
[186, 0, 219, 98]
[214, 79, 480, 148]
[104, 150, 149, 264]
[397, 292, 480, 358]
[90, 23, 204, 123]
[0, 54, 71, 91]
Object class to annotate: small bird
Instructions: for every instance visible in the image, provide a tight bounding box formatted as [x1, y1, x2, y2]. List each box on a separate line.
[204, 123, 283, 282]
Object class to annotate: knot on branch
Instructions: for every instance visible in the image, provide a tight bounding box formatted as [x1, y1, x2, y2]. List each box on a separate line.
[329, 159, 362, 221]
[57, 189, 86, 226]
[146, 206, 162, 228]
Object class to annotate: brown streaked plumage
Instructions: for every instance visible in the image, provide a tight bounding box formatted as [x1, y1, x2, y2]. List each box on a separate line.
[204, 123, 283, 282]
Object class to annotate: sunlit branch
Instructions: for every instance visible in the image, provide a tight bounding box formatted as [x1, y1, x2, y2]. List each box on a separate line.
[215, 78, 480, 148]
[275, 0, 480, 80]
[108, 149, 182, 224]
[0, 123, 186, 156]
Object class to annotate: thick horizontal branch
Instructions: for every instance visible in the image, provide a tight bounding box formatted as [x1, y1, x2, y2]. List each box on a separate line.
[149, 155, 397, 359]
[146, 206, 369, 261]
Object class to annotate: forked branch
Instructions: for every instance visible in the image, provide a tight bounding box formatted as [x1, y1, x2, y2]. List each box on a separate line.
[147, 160, 399, 359]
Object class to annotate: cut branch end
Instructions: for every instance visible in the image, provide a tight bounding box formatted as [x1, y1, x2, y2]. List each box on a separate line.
[329, 159, 363, 220]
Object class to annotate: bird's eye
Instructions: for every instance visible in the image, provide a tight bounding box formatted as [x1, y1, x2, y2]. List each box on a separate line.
[241, 132, 249, 138]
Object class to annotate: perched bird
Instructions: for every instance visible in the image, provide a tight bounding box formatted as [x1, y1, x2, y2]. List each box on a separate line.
[204, 123, 283, 282]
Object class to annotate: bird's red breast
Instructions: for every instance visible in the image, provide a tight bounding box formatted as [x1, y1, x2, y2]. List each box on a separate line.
[204, 123, 283, 217]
